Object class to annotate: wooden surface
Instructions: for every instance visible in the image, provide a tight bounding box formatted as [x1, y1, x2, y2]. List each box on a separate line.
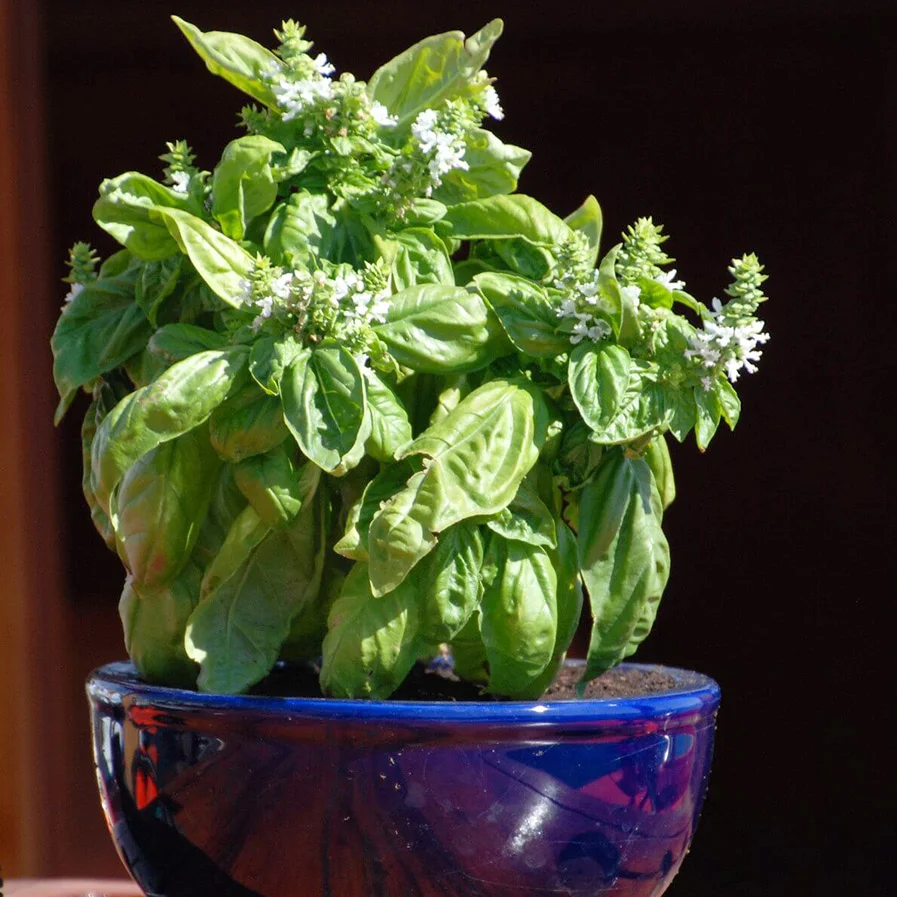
[0, 0, 72, 876]
[4, 882, 142, 897]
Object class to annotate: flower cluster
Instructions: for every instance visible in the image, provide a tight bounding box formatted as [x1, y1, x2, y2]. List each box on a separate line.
[411, 108, 470, 186]
[62, 241, 100, 305]
[240, 255, 393, 365]
[552, 234, 615, 346]
[160, 140, 203, 196]
[685, 254, 770, 387]
[267, 20, 336, 121]
[616, 218, 685, 293]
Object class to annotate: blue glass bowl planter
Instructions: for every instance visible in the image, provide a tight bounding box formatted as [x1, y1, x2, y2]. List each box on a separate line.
[87, 661, 720, 897]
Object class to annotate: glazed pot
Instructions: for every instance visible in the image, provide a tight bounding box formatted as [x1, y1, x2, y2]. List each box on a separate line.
[87, 661, 720, 897]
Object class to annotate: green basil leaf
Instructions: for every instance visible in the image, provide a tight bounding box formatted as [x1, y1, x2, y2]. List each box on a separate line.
[248, 333, 306, 395]
[434, 129, 531, 204]
[186, 511, 326, 694]
[172, 16, 283, 108]
[147, 323, 228, 365]
[190, 465, 248, 570]
[450, 610, 488, 685]
[212, 135, 286, 240]
[368, 380, 544, 595]
[578, 452, 670, 683]
[363, 369, 413, 462]
[282, 562, 342, 663]
[154, 208, 255, 307]
[417, 522, 484, 644]
[51, 271, 152, 419]
[374, 284, 510, 373]
[281, 344, 370, 475]
[80, 392, 116, 549]
[367, 20, 503, 128]
[480, 535, 557, 698]
[113, 428, 220, 588]
[524, 520, 585, 696]
[334, 458, 422, 562]
[320, 562, 420, 699]
[234, 450, 320, 529]
[473, 271, 568, 357]
[264, 190, 338, 265]
[135, 256, 182, 325]
[588, 363, 669, 445]
[209, 383, 289, 462]
[569, 341, 632, 434]
[485, 479, 557, 548]
[555, 420, 605, 491]
[120, 564, 200, 688]
[90, 347, 248, 515]
[392, 228, 455, 291]
[564, 195, 603, 266]
[643, 435, 676, 510]
[441, 194, 572, 246]
[716, 377, 742, 429]
[200, 503, 270, 600]
[92, 172, 197, 260]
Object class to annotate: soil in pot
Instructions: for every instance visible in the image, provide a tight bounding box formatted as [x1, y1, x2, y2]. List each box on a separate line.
[248, 660, 678, 701]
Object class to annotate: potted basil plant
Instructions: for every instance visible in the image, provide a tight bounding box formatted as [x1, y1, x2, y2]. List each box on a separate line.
[54, 15, 769, 897]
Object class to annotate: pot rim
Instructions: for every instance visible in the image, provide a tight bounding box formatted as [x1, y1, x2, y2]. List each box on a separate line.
[87, 660, 720, 725]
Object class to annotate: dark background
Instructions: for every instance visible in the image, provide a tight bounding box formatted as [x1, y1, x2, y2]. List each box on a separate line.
[41, 0, 894, 894]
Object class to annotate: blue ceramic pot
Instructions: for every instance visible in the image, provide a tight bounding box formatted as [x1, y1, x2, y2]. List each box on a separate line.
[87, 661, 719, 897]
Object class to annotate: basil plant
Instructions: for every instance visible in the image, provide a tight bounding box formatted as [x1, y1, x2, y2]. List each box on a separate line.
[52, 16, 769, 699]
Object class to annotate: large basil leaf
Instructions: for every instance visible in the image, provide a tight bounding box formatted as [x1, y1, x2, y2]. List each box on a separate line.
[441, 194, 572, 247]
[416, 522, 484, 644]
[212, 136, 285, 240]
[435, 129, 531, 204]
[392, 228, 454, 291]
[367, 380, 545, 595]
[90, 347, 248, 514]
[264, 190, 338, 265]
[185, 503, 326, 694]
[147, 323, 228, 365]
[480, 535, 558, 698]
[319, 562, 421, 699]
[363, 369, 413, 462]
[281, 345, 370, 475]
[93, 172, 197, 260]
[334, 458, 421, 561]
[644, 435, 676, 510]
[590, 364, 669, 445]
[473, 271, 568, 357]
[120, 564, 200, 688]
[367, 20, 503, 128]
[577, 452, 670, 683]
[51, 268, 152, 421]
[248, 333, 306, 395]
[694, 387, 721, 450]
[81, 389, 117, 549]
[234, 451, 320, 530]
[373, 284, 510, 373]
[113, 428, 220, 588]
[172, 16, 283, 108]
[485, 479, 557, 549]
[568, 341, 632, 435]
[209, 383, 289, 462]
[200, 504, 270, 600]
[155, 208, 255, 307]
[564, 195, 603, 266]
[135, 256, 182, 325]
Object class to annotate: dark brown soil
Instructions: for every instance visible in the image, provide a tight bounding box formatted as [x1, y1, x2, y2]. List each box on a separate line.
[542, 664, 678, 700]
[250, 661, 678, 702]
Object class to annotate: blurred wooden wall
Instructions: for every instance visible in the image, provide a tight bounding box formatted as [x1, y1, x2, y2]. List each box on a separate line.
[0, 0, 72, 876]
